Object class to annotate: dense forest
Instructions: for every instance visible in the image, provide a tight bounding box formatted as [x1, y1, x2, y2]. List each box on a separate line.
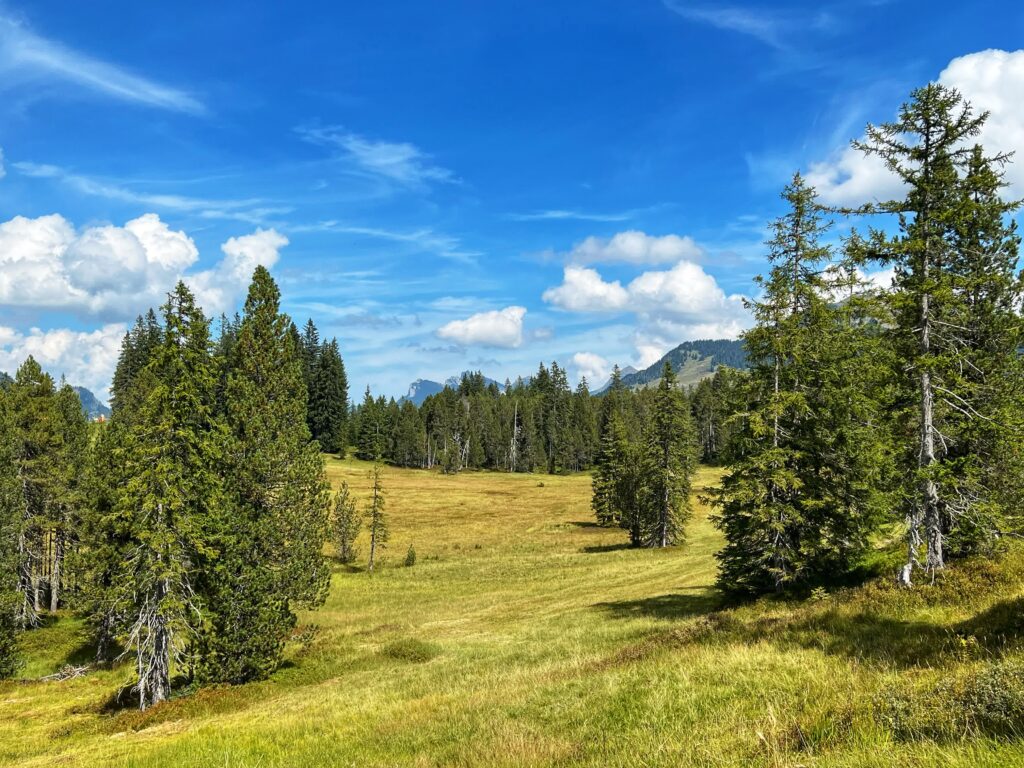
[1, 83, 1022, 718]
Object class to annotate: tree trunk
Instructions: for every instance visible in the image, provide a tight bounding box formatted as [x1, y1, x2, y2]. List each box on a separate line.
[50, 529, 63, 612]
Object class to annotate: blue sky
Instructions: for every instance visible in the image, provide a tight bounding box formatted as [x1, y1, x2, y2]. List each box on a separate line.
[1, 1, 1022, 399]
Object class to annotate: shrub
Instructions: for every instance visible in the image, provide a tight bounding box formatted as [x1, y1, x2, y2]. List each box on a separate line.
[404, 545, 416, 567]
[875, 660, 1024, 740]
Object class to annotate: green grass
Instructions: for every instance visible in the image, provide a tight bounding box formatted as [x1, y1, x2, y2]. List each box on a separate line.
[4, 457, 1024, 766]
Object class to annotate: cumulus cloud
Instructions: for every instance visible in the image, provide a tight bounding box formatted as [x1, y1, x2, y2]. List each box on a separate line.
[807, 49, 1024, 206]
[544, 260, 748, 339]
[189, 229, 287, 313]
[567, 230, 703, 265]
[0, 213, 287, 319]
[541, 265, 629, 312]
[436, 306, 526, 348]
[544, 249, 749, 367]
[0, 323, 125, 399]
[571, 352, 611, 387]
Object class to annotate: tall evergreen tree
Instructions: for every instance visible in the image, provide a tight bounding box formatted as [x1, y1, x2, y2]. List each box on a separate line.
[310, 339, 349, 455]
[47, 382, 89, 612]
[0, 388, 23, 677]
[111, 282, 223, 709]
[713, 174, 889, 593]
[200, 267, 330, 684]
[641, 363, 697, 548]
[7, 357, 58, 628]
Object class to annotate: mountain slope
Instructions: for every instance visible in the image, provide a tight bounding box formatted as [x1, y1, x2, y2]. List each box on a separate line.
[402, 371, 507, 406]
[601, 339, 747, 392]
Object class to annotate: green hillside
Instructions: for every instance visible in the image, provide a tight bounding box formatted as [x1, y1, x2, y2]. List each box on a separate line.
[4, 456, 1024, 767]
[612, 339, 748, 391]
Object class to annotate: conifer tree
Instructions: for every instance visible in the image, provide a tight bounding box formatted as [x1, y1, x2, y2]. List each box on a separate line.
[0, 388, 23, 678]
[713, 174, 890, 593]
[333, 481, 361, 564]
[47, 382, 89, 612]
[851, 85, 1019, 584]
[641, 363, 696, 548]
[366, 462, 388, 572]
[200, 267, 330, 684]
[7, 357, 58, 628]
[111, 282, 223, 709]
[310, 339, 349, 455]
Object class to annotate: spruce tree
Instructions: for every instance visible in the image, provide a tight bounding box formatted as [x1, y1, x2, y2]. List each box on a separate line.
[713, 174, 890, 594]
[200, 267, 330, 684]
[111, 282, 224, 709]
[0, 388, 23, 678]
[48, 382, 89, 612]
[310, 339, 349, 455]
[7, 357, 59, 628]
[641, 363, 696, 548]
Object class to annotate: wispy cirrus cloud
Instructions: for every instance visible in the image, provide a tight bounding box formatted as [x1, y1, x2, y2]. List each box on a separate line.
[662, 2, 834, 52]
[0, 15, 203, 113]
[505, 208, 635, 223]
[289, 220, 480, 264]
[12, 160, 286, 223]
[296, 125, 457, 189]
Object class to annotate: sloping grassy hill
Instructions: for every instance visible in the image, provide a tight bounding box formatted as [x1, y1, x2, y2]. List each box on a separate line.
[4, 458, 1024, 766]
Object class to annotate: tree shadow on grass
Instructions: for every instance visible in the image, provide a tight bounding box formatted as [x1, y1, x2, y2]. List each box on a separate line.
[595, 589, 723, 620]
[753, 610, 951, 668]
[957, 594, 1024, 656]
[571, 521, 604, 529]
[580, 543, 633, 554]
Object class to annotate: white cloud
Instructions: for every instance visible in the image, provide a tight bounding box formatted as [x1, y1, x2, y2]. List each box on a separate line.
[543, 252, 750, 363]
[436, 306, 526, 349]
[542, 265, 629, 312]
[0, 16, 202, 113]
[567, 230, 703, 265]
[0, 213, 287, 319]
[188, 229, 288, 315]
[807, 49, 1024, 205]
[571, 352, 611, 387]
[297, 126, 455, 188]
[0, 323, 125, 399]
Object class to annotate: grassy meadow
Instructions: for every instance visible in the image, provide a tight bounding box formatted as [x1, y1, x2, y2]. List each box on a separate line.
[4, 457, 1024, 766]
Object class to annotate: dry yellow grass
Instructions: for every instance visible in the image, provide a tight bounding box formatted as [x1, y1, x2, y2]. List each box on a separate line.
[3, 457, 1024, 767]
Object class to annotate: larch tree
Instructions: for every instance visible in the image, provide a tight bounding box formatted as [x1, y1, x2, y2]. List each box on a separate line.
[200, 266, 330, 684]
[851, 84, 1017, 585]
[366, 462, 388, 572]
[333, 481, 361, 564]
